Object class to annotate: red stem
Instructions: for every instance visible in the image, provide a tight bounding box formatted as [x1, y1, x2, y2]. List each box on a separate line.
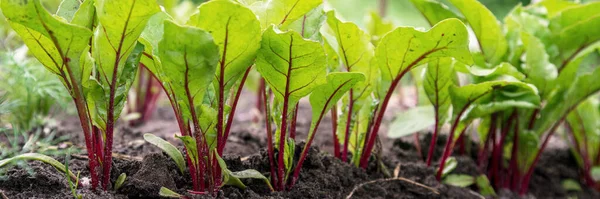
[342, 90, 354, 162]
[331, 105, 340, 158]
[290, 103, 299, 139]
[436, 106, 471, 180]
[478, 114, 497, 170]
[221, 65, 252, 154]
[491, 112, 515, 187]
[256, 78, 265, 115]
[457, 133, 466, 155]
[509, 113, 520, 191]
[426, 117, 440, 166]
[414, 133, 424, 161]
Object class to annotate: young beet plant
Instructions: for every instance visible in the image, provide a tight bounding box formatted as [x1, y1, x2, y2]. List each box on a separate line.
[411, 0, 600, 195]
[138, 0, 271, 195]
[1, 0, 158, 190]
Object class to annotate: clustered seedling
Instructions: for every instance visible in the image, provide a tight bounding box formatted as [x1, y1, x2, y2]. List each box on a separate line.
[2, 0, 600, 197]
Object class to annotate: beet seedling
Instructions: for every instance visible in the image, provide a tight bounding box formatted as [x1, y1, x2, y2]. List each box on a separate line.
[1, 0, 159, 190]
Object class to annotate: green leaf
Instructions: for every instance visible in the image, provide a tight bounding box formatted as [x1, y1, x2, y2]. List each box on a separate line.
[158, 187, 182, 198]
[521, 32, 557, 98]
[0, 153, 77, 183]
[475, 175, 496, 196]
[448, 0, 507, 64]
[424, 57, 455, 131]
[56, 0, 83, 22]
[457, 62, 525, 81]
[566, 98, 600, 166]
[561, 179, 583, 192]
[307, 72, 364, 143]
[387, 106, 435, 138]
[549, 2, 600, 66]
[409, 0, 462, 26]
[230, 169, 274, 192]
[364, 11, 394, 46]
[287, 4, 325, 40]
[324, 11, 376, 100]
[441, 156, 457, 178]
[375, 18, 472, 83]
[443, 174, 474, 188]
[175, 135, 198, 167]
[591, 167, 600, 182]
[250, 0, 322, 29]
[70, 0, 95, 29]
[188, 0, 262, 93]
[2, 0, 93, 85]
[114, 173, 127, 191]
[158, 20, 219, 122]
[143, 133, 186, 174]
[256, 26, 327, 107]
[540, 0, 579, 18]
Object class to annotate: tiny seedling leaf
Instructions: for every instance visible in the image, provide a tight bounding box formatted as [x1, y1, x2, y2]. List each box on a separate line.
[561, 179, 582, 192]
[441, 157, 457, 178]
[143, 133, 185, 174]
[230, 169, 274, 192]
[443, 174, 475, 187]
[475, 175, 496, 196]
[0, 153, 77, 182]
[158, 187, 182, 198]
[114, 173, 127, 191]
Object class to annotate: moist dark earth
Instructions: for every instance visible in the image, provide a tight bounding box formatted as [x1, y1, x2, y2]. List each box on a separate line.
[1, 92, 599, 198]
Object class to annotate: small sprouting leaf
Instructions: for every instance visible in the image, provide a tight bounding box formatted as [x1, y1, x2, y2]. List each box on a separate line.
[561, 179, 583, 192]
[256, 26, 327, 108]
[143, 133, 186, 174]
[230, 169, 274, 192]
[387, 106, 435, 138]
[443, 174, 475, 188]
[0, 153, 77, 182]
[441, 156, 457, 178]
[448, 0, 507, 64]
[409, 0, 462, 26]
[375, 18, 472, 83]
[591, 167, 600, 182]
[423, 57, 455, 131]
[250, 0, 322, 29]
[475, 175, 496, 196]
[158, 187, 182, 198]
[114, 173, 127, 191]
[175, 135, 198, 167]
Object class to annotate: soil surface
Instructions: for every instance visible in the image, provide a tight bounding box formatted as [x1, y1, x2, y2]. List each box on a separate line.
[1, 89, 599, 198]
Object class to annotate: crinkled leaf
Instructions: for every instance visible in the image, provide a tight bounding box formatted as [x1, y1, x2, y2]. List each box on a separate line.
[457, 62, 525, 81]
[388, 106, 435, 138]
[158, 20, 219, 122]
[521, 32, 557, 98]
[188, 0, 262, 93]
[376, 18, 472, 83]
[143, 133, 185, 173]
[256, 26, 327, 107]
[448, 0, 507, 64]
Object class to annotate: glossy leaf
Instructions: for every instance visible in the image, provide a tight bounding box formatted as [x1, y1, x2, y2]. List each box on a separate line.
[143, 133, 186, 173]
[375, 18, 472, 83]
[256, 26, 327, 107]
[448, 0, 507, 64]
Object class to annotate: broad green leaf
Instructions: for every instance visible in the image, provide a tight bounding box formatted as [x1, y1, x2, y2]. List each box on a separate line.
[188, 0, 262, 93]
[2, 0, 92, 84]
[409, 0, 462, 26]
[56, 0, 82, 22]
[535, 67, 600, 135]
[521, 32, 557, 98]
[475, 175, 496, 196]
[215, 151, 245, 189]
[159, 21, 219, 122]
[307, 72, 364, 143]
[465, 82, 540, 120]
[230, 169, 274, 192]
[375, 18, 472, 83]
[71, 0, 96, 30]
[365, 11, 394, 46]
[443, 174, 474, 188]
[549, 2, 600, 66]
[197, 104, 219, 150]
[448, 0, 507, 64]
[114, 173, 127, 191]
[388, 106, 435, 138]
[325, 11, 375, 100]
[143, 133, 186, 173]
[0, 153, 77, 182]
[287, 4, 325, 40]
[256, 26, 327, 107]
[540, 0, 579, 18]
[457, 62, 525, 81]
[566, 98, 600, 165]
[250, 0, 322, 29]
[175, 135, 198, 167]
[424, 57, 454, 131]
[158, 187, 182, 198]
[449, 81, 518, 120]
